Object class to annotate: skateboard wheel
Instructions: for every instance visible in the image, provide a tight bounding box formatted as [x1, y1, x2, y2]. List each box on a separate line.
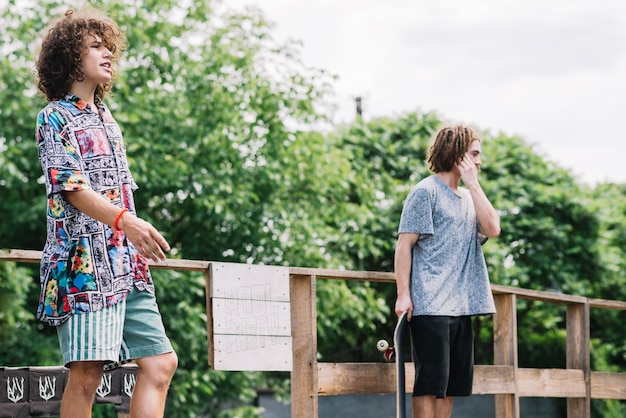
[384, 347, 395, 362]
[377, 339, 389, 351]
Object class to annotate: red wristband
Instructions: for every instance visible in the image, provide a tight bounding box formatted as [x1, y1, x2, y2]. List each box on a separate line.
[114, 208, 129, 231]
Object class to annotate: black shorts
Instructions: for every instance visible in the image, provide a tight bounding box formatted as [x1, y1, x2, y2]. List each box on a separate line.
[409, 315, 474, 398]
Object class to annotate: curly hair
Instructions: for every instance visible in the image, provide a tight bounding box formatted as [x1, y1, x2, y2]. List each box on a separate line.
[35, 7, 126, 101]
[427, 125, 480, 173]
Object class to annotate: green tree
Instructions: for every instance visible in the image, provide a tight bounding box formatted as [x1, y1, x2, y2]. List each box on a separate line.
[585, 183, 626, 417]
[2, 0, 626, 417]
[0, 0, 386, 415]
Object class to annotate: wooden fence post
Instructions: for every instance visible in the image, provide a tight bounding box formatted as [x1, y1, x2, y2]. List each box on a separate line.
[493, 293, 519, 418]
[566, 302, 590, 418]
[290, 274, 318, 418]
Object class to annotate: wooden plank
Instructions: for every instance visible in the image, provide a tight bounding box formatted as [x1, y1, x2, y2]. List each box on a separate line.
[318, 362, 393, 395]
[0, 248, 41, 264]
[149, 258, 209, 271]
[290, 274, 318, 418]
[288, 266, 395, 282]
[0, 249, 213, 271]
[205, 268, 215, 368]
[212, 298, 290, 336]
[566, 303, 590, 418]
[493, 293, 519, 418]
[316, 364, 592, 399]
[588, 298, 626, 311]
[212, 334, 292, 371]
[590, 372, 626, 400]
[491, 284, 587, 304]
[494, 294, 518, 367]
[316, 364, 593, 398]
[211, 263, 290, 301]
[317, 363, 516, 396]
[317, 362, 413, 395]
[473, 365, 516, 395]
[517, 368, 586, 397]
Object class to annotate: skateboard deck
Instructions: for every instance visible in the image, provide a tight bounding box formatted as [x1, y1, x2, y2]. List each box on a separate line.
[394, 311, 409, 418]
[376, 311, 409, 418]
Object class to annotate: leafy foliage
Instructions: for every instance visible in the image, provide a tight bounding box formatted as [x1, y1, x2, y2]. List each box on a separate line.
[1, 0, 626, 417]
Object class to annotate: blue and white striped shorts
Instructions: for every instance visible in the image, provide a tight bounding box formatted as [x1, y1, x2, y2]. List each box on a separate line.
[57, 288, 174, 368]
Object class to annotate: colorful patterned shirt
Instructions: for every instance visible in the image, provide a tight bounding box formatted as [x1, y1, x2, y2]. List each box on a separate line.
[36, 94, 154, 326]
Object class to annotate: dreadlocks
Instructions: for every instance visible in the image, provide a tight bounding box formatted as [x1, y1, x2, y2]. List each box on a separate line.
[427, 125, 480, 173]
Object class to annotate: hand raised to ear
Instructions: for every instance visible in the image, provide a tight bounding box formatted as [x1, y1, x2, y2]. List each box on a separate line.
[457, 156, 479, 187]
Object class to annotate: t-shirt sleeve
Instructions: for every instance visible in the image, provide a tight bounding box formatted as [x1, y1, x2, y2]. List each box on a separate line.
[36, 107, 91, 197]
[398, 186, 434, 236]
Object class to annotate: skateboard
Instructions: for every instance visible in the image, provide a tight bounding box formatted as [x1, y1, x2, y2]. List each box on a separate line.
[376, 311, 409, 418]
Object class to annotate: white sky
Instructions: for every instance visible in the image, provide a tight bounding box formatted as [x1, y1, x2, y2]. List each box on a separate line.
[228, 0, 626, 185]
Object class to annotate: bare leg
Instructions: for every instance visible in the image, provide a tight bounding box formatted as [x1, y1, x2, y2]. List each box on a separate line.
[436, 397, 454, 418]
[60, 361, 105, 418]
[130, 351, 178, 418]
[413, 395, 454, 418]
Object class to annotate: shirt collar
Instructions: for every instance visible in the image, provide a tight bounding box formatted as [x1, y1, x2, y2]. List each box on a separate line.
[62, 94, 105, 113]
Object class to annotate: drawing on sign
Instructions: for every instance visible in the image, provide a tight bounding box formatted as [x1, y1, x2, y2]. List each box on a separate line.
[224, 286, 281, 338]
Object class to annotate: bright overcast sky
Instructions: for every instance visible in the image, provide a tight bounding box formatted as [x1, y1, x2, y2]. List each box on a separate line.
[228, 0, 626, 185]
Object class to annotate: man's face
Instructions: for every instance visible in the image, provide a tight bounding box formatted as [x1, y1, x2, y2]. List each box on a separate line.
[465, 140, 482, 171]
[80, 33, 113, 86]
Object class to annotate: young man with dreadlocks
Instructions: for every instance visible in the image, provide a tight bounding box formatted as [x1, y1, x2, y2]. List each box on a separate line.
[394, 125, 500, 418]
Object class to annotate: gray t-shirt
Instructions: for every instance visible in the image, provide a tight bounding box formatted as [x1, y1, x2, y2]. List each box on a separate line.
[398, 175, 496, 316]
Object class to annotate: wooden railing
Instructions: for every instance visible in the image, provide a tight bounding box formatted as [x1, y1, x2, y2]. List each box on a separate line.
[3, 249, 626, 418]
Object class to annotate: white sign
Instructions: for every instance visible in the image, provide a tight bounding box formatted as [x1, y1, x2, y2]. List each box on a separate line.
[210, 263, 291, 371]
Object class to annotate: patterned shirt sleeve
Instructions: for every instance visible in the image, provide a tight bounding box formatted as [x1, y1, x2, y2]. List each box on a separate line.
[36, 107, 91, 196]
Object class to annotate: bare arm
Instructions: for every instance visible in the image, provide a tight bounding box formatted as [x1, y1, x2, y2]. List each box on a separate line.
[458, 157, 501, 238]
[394, 232, 419, 318]
[63, 189, 170, 262]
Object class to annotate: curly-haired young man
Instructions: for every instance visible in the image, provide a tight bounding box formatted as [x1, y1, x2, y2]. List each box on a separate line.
[35, 7, 177, 417]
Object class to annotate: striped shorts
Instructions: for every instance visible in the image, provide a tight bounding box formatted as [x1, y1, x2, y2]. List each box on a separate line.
[57, 288, 174, 368]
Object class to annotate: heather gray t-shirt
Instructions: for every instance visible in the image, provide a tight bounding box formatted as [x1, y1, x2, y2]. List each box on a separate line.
[398, 175, 496, 316]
